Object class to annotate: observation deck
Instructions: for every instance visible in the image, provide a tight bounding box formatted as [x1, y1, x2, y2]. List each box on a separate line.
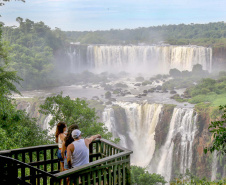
[0, 138, 132, 185]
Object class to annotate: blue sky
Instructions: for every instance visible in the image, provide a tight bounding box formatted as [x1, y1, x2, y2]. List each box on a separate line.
[0, 0, 225, 31]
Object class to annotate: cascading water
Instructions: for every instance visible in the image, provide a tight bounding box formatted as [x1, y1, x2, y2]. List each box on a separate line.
[67, 45, 87, 72]
[149, 108, 197, 182]
[103, 101, 163, 167]
[25, 103, 31, 113]
[102, 106, 127, 147]
[84, 45, 212, 73]
[211, 151, 218, 181]
[103, 102, 198, 182]
[42, 114, 56, 135]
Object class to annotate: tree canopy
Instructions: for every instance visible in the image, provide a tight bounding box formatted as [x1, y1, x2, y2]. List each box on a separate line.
[204, 105, 226, 155]
[131, 166, 166, 185]
[39, 92, 113, 140]
[2, 18, 67, 90]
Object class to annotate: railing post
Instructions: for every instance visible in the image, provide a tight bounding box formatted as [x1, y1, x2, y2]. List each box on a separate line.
[126, 156, 131, 185]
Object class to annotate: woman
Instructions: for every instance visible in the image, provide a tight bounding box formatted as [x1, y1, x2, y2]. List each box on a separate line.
[55, 122, 67, 172]
[61, 124, 79, 170]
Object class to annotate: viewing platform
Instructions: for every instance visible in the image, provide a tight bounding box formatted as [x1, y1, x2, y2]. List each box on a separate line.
[0, 138, 132, 185]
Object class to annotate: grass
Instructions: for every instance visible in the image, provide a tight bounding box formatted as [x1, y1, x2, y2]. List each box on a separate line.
[188, 93, 226, 107]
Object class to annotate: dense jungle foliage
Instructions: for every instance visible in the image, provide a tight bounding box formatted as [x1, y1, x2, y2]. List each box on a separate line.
[65, 22, 226, 47]
[2, 18, 67, 90]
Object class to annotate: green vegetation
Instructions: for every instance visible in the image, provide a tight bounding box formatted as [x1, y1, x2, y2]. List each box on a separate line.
[105, 91, 111, 99]
[2, 18, 67, 90]
[204, 105, 226, 155]
[171, 169, 226, 185]
[115, 82, 128, 88]
[161, 64, 226, 107]
[0, 24, 50, 150]
[2, 20, 226, 91]
[136, 76, 145, 82]
[65, 22, 226, 48]
[39, 92, 112, 139]
[131, 166, 166, 185]
[187, 76, 226, 106]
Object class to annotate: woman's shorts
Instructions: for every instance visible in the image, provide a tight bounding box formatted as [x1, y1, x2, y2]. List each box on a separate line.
[57, 149, 64, 162]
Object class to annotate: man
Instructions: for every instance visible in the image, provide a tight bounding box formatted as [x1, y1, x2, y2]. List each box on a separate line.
[67, 129, 101, 168]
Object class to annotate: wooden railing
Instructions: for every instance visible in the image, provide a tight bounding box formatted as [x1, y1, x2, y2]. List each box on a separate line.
[0, 138, 132, 185]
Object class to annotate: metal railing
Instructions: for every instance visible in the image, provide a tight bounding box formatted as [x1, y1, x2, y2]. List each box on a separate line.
[0, 138, 132, 185]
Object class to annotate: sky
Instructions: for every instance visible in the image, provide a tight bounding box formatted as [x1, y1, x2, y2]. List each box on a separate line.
[0, 0, 226, 31]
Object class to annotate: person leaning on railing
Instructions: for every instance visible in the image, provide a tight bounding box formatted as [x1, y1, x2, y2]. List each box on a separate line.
[67, 129, 101, 169]
[61, 124, 79, 170]
[55, 122, 67, 172]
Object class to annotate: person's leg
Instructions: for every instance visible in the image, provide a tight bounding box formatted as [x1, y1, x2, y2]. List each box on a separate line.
[60, 161, 64, 172]
[57, 149, 64, 172]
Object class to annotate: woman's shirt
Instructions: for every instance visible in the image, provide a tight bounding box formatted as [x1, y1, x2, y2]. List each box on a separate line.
[58, 134, 64, 149]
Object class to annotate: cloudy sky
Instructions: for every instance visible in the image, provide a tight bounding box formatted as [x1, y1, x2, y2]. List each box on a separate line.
[0, 0, 225, 31]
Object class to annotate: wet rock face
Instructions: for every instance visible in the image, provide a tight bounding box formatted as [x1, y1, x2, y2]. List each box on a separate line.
[213, 47, 226, 71]
[155, 104, 175, 147]
[191, 112, 213, 179]
[16, 99, 46, 128]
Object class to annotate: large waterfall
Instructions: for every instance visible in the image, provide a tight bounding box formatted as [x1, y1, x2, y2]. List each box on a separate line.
[102, 102, 198, 182]
[68, 45, 212, 73]
[151, 108, 197, 182]
[103, 102, 163, 167]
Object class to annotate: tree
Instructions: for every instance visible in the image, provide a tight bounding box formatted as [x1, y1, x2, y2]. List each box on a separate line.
[204, 105, 226, 155]
[39, 92, 112, 139]
[181, 70, 190, 78]
[105, 91, 111, 99]
[136, 76, 145, 82]
[0, 24, 50, 150]
[131, 166, 166, 185]
[169, 68, 181, 78]
[171, 169, 226, 184]
[0, 0, 25, 6]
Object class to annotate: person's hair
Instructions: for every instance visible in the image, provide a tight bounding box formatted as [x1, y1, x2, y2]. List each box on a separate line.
[55, 122, 66, 143]
[65, 124, 79, 147]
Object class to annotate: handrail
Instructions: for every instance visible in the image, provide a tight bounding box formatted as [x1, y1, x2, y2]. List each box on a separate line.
[0, 138, 133, 185]
[0, 144, 58, 155]
[55, 150, 132, 179]
[0, 139, 130, 155]
[99, 138, 131, 152]
[0, 155, 55, 178]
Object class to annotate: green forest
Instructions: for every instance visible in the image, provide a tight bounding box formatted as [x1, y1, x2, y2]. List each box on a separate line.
[1, 20, 226, 90]
[2, 18, 68, 90]
[65, 22, 226, 47]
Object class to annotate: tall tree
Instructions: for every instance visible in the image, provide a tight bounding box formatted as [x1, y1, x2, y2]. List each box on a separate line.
[204, 105, 226, 155]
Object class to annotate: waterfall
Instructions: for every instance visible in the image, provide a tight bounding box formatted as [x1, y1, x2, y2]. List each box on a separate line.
[103, 101, 163, 167]
[102, 103, 198, 182]
[102, 106, 127, 147]
[211, 151, 218, 181]
[43, 114, 56, 135]
[25, 103, 31, 113]
[67, 45, 87, 72]
[153, 108, 197, 182]
[85, 45, 212, 73]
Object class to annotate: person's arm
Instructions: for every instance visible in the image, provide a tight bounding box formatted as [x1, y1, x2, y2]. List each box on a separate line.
[61, 141, 66, 159]
[60, 133, 65, 142]
[67, 143, 74, 169]
[85, 134, 101, 147]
